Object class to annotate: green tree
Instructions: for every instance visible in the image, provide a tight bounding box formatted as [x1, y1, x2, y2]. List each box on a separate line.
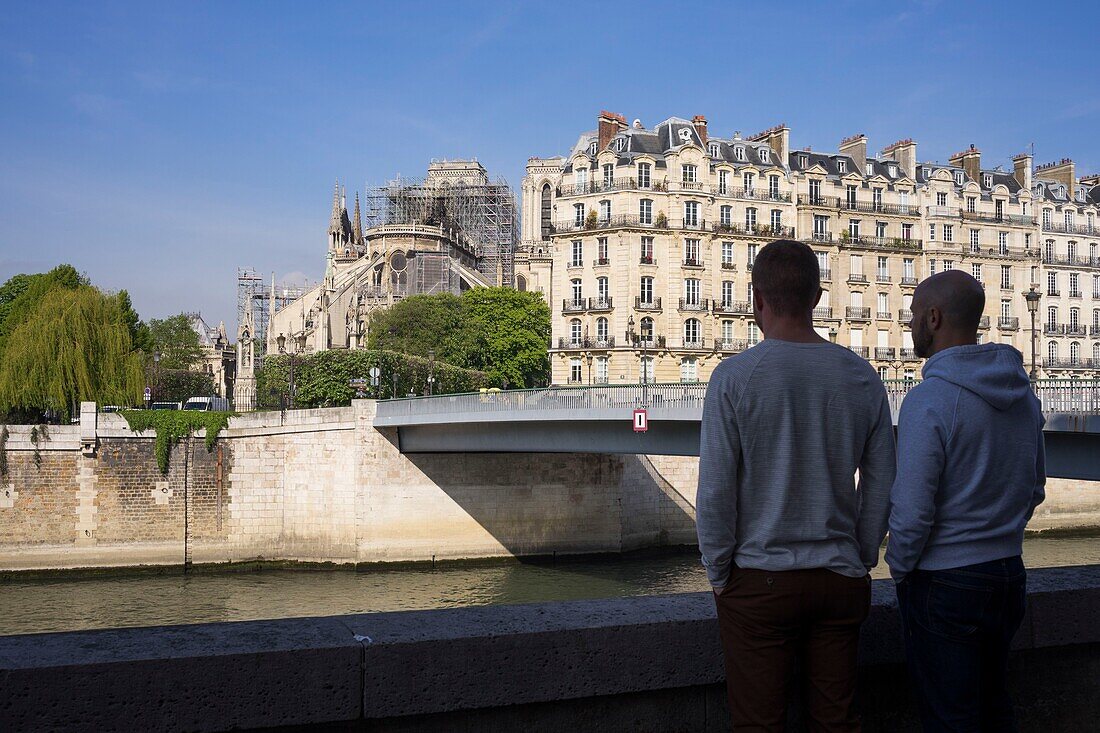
[116, 290, 153, 354]
[0, 265, 86, 356]
[0, 286, 144, 419]
[459, 288, 551, 388]
[148, 313, 204, 369]
[364, 293, 466, 364]
[153, 368, 215, 403]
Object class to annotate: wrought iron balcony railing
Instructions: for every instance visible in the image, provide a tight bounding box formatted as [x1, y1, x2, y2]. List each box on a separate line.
[849, 346, 870, 358]
[846, 307, 871, 320]
[634, 297, 662, 311]
[714, 300, 752, 315]
[678, 298, 710, 312]
[999, 317, 1020, 330]
[813, 307, 835, 319]
[875, 347, 897, 360]
[899, 309, 913, 322]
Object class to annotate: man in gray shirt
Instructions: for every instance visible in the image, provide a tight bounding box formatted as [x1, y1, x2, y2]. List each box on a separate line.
[697, 239, 897, 732]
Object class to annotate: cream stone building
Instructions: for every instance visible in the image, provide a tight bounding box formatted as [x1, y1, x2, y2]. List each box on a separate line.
[516, 111, 1100, 385]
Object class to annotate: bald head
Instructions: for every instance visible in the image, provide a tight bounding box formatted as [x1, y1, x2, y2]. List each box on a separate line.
[913, 270, 986, 334]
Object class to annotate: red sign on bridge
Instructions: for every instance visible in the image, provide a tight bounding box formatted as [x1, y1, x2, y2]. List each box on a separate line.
[633, 409, 648, 433]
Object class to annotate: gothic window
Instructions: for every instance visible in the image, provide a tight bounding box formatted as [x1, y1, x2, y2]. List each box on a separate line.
[540, 184, 552, 241]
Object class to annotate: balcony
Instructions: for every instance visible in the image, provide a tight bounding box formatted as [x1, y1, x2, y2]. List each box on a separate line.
[592, 336, 616, 349]
[1045, 324, 1064, 335]
[809, 232, 834, 243]
[849, 346, 870, 358]
[1048, 290, 1061, 297]
[553, 214, 712, 234]
[999, 317, 1020, 331]
[875, 347, 897, 361]
[1071, 291, 1083, 299]
[848, 273, 869, 284]
[846, 307, 871, 321]
[556, 177, 640, 197]
[876, 311, 893, 321]
[714, 300, 752, 315]
[562, 299, 587, 313]
[674, 180, 705, 191]
[961, 210, 1036, 226]
[820, 268, 833, 281]
[588, 297, 613, 312]
[926, 206, 958, 218]
[901, 348, 919, 361]
[720, 261, 737, 271]
[678, 298, 710, 312]
[840, 235, 923, 252]
[594, 257, 610, 267]
[712, 186, 793, 202]
[901, 276, 918, 286]
[682, 258, 704, 268]
[813, 307, 835, 320]
[680, 338, 707, 350]
[1067, 326, 1088, 337]
[639, 255, 657, 266]
[711, 222, 796, 238]
[1042, 222, 1100, 236]
[629, 335, 666, 350]
[557, 336, 616, 350]
[1044, 358, 1098, 369]
[898, 309, 913, 322]
[971, 247, 1040, 261]
[715, 339, 751, 353]
[979, 315, 991, 329]
[876, 274, 893, 283]
[1044, 255, 1100, 269]
[1093, 326, 1100, 337]
[634, 297, 662, 311]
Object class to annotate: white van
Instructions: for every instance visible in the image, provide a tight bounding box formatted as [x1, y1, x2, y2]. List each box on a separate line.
[182, 396, 230, 412]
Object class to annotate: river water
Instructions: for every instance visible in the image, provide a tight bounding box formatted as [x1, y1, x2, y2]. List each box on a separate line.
[3, 534, 1100, 636]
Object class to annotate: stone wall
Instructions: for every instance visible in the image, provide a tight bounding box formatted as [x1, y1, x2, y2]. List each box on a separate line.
[0, 402, 1098, 572]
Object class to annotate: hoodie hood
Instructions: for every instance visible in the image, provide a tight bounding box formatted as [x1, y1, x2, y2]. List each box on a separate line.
[921, 343, 1031, 411]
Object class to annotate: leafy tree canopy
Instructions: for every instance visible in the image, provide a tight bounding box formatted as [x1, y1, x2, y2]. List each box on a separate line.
[0, 264, 87, 357]
[365, 293, 465, 365]
[117, 290, 154, 354]
[149, 313, 205, 370]
[0, 285, 144, 419]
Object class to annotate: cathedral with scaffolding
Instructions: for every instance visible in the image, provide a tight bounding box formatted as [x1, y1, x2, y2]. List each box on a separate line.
[233, 159, 517, 407]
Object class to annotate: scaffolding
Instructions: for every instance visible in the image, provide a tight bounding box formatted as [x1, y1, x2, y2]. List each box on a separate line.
[362, 160, 518, 286]
[235, 267, 311, 365]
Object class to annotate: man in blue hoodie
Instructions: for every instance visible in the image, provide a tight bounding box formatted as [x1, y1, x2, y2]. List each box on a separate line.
[887, 270, 1045, 732]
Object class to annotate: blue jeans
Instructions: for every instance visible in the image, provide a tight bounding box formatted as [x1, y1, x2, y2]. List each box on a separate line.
[896, 557, 1027, 733]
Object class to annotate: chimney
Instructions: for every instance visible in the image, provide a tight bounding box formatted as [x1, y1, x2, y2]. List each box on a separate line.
[1080, 173, 1100, 189]
[1035, 158, 1076, 193]
[881, 139, 917, 179]
[838, 134, 867, 171]
[597, 110, 626, 152]
[948, 144, 982, 184]
[1012, 152, 1033, 191]
[692, 115, 708, 146]
[747, 123, 790, 164]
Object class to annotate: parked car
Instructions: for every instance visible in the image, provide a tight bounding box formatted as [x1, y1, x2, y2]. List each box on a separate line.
[182, 396, 230, 412]
[150, 401, 181, 410]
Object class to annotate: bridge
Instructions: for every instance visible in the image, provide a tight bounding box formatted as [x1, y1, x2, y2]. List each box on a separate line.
[374, 380, 1100, 480]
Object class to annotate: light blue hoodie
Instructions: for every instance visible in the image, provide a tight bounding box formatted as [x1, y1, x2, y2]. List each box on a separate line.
[885, 343, 1045, 581]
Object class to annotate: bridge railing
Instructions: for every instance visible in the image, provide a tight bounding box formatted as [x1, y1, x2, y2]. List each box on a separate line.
[377, 379, 1100, 420]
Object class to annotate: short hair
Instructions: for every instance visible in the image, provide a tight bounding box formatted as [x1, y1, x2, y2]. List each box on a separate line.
[750, 239, 820, 317]
[919, 270, 985, 332]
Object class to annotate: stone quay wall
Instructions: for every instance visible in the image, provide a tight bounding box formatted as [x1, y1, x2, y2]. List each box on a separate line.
[0, 401, 1096, 571]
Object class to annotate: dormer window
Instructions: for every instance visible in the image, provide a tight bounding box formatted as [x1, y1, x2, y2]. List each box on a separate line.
[734, 146, 746, 162]
[588, 142, 598, 155]
[759, 148, 770, 164]
[888, 164, 898, 177]
[837, 160, 847, 173]
[614, 137, 626, 152]
[708, 142, 720, 157]
[983, 174, 993, 189]
[954, 171, 964, 186]
[866, 162, 874, 177]
[798, 153, 809, 168]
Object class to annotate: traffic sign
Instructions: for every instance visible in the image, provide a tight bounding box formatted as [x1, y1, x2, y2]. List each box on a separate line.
[633, 408, 648, 432]
[369, 367, 381, 386]
[143, 387, 152, 400]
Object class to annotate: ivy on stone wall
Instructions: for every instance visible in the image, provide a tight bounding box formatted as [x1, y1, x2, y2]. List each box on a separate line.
[29, 424, 49, 469]
[0, 425, 8, 477]
[120, 410, 234, 475]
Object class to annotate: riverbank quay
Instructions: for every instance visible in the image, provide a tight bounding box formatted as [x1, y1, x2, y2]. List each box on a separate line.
[1, 566, 1097, 732]
[2, 401, 1098, 573]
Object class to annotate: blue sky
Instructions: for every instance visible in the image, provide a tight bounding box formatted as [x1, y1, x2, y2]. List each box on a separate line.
[1, 0, 1098, 328]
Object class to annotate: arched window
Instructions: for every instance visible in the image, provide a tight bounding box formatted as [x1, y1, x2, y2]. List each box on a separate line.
[571, 279, 582, 303]
[640, 316, 654, 339]
[684, 318, 701, 345]
[1093, 342, 1100, 362]
[515, 274, 527, 292]
[1070, 342, 1081, 364]
[1094, 309, 1100, 328]
[540, 184, 552, 241]
[1070, 308, 1080, 329]
[1048, 341, 1059, 363]
[596, 317, 609, 342]
[1048, 306, 1058, 326]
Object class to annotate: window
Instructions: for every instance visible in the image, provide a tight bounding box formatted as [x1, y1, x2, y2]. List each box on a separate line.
[639, 356, 654, 383]
[944, 260, 954, 271]
[597, 237, 608, 263]
[809, 179, 821, 202]
[969, 229, 979, 251]
[570, 319, 582, 342]
[873, 187, 883, 209]
[747, 243, 758, 268]
[574, 203, 585, 227]
[850, 254, 864, 276]
[684, 318, 701, 344]
[769, 175, 780, 198]
[1070, 273, 1080, 296]
[902, 223, 913, 240]
[640, 237, 654, 263]
[1069, 242, 1078, 259]
[813, 215, 829, 239]
[682, 164, 697, 183]
[576, 168, 588, 190]
[684, 238, 700, 264]
[929, 224, 936, 241]
[878, 366, 889, 380]
[967, 196, 976, 213]
[595, 356, 608, 384]
[747, 321, 760, 344]
[720, 205, 732, 226]
[640, 276, 654, 302]
[734, 146, 746, 162]
[638, 163, 651, 188]
[877, 256, 889, 278]
[998, 231, 1008, 254]
[708, 143, 720, 158]
[596, 317, 608, 341]
[722, 280, 734, 307]
[684, 201, 699, 226]
[954, 171, 964, 186]
[849, 219, 861, 239]
[614, 137, 625, 152]
[1048, 305, 1058, 326]
[798, 153, 809, 168]
[944, 224, 954, 242]
[846, 185, 857, 208]
[929, 259, 937, 276]
[640, 316, 654, 338]
[718, 170, 729, 195]
[680, 358, 698, 382]
[851, 291, 864, 308]
[771, 209, 783, 230]
[571, 279, 583, 302]
[721, 241, 734, 266]
[722, 320, 734, 341]
[743, 171, 755, 193]
[597, 276, 609, 300]
[745, 207, 758, 232]
[1066, 210, 1075, 228]
[877, 292, 889, 314]
[570, 358, 582, 383]
[875, 221, 887, 239]
[983, 174, 992, 189]
[903, 258, 914, 279]
[1070, 307, 1080, 329]
[1001, 266, 1012, 290]
[1047, 342, 1058, 363]
[867, 162, 876, 177]
[1071, 342, 1081, 364]
[602, 164, 614, 188]
[817, 251, 829, 276]
[540, 183, 553, 241]
[1048, 271, 1058, 296]
[1042, 209, 1052, 228]
[760, 148, 770, 164]
[639, 199, 653, 225]
[1001, 300, 1011, 321]
[838, 159, 847, 173]
[972, 263, 982, 283]
[683, 278, 700, 305]
[1045, 240, 1055, 261]
[571, 240, 583, 267]
[598, 199, 611, 222]
[937, 192, 948, 207]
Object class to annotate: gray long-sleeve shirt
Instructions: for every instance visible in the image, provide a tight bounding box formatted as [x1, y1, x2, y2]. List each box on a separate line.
[696, 339, 897, 587]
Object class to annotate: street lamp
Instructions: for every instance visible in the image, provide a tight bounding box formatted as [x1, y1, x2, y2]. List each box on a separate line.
[585, 353, 593, 385]
[1024, 286, 1041, 383]
[152, 350, 161, 405]
[627, 314, 649, 406]
[891, 359, 903, 381]
[277, 332, 307, 408]
[828, 326, 838, 344]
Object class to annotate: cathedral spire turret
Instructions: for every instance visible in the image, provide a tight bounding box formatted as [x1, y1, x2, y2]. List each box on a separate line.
[352, 192, 363, 243]
[328, 180, 342, 235]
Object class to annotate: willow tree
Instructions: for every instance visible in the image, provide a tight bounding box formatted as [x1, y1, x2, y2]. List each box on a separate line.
[0, 286, 144, 419]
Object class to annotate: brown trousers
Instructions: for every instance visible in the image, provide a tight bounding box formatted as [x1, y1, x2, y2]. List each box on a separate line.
[714, 567, 871, 733]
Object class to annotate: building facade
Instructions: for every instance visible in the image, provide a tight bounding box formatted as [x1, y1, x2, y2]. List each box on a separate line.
[517, 111, 1100, 385]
